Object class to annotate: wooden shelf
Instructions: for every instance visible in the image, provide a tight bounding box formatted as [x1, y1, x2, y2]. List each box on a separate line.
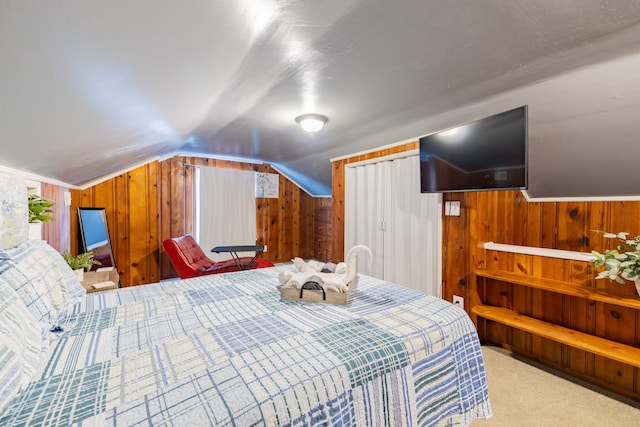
[475, 269, 640, 310]
[472, 305, 640, 369]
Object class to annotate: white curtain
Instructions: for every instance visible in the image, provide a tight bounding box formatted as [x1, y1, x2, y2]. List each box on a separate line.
[196, 167, 256, 262]
[345, 155, 442, 296]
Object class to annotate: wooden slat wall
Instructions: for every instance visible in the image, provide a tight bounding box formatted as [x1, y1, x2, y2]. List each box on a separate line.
[40, 182, 72, 253]
[459, 191, 640, 400]
[68, 156, 316, 286]
[314, 197, 332, 261]
[70, 162, 160, 287]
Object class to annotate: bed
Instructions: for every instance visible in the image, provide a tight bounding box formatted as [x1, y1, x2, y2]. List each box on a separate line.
[0, 173, 491, 426]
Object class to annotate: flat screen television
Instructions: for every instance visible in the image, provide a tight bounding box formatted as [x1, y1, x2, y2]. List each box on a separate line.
[420, 106, 527, 193]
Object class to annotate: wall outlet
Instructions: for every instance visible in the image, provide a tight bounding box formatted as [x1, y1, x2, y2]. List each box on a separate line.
[452, 295, 464, 310]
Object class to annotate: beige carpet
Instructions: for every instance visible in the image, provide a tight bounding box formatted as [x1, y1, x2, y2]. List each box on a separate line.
[474, 346, 640, 427]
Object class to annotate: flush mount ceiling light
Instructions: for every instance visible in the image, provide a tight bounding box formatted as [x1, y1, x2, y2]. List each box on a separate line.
[295, 114, 328, 134]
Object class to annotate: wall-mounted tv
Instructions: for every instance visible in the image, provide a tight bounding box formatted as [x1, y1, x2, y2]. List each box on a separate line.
[420, 106, 527, 193]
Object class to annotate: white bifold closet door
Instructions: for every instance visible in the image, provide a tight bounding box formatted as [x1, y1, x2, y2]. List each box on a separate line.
[345, 155, 442, 296]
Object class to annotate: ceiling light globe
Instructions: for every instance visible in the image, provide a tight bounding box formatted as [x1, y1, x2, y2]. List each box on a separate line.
[295, 114, 328, 134]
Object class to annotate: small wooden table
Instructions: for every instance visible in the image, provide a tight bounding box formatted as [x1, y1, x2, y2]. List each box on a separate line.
[210, 245, 266, 270]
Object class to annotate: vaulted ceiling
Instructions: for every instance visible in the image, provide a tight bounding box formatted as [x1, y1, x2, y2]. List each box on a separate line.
[3, 1, 640, 196]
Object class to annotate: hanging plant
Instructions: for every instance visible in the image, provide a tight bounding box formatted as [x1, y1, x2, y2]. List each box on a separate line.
[28, 195, 55, 223]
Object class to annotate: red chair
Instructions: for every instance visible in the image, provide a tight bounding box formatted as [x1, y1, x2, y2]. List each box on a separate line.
[162, 234, 274, 279]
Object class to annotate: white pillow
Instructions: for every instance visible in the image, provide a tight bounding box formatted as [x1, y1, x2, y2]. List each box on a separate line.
[28, 240, 86, 306]
[0, 271, 48, 413]
[0, 172, 28, 250]
[0, 252, 61, 329]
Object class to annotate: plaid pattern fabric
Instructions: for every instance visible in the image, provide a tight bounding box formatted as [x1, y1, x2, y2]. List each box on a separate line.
[0, 266, 491, 426]
[0, 279, 47, 413]
[0, 253, 60, 329]
[30, 240, 86, 305]
[0, 240, 86, 331]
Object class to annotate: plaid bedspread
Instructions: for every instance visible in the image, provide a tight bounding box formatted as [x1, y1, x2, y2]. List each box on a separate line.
[0, 266, 491, 426]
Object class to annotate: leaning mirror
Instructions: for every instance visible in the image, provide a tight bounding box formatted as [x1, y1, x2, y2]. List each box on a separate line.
[77, 207, 116, 270]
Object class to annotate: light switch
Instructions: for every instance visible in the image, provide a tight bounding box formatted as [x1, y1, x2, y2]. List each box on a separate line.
[445, 201, 461, 216]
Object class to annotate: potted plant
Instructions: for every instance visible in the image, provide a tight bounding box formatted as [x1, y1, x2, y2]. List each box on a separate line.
[62, 251, 101, 281]
[28, 195, 54, 240]
[590, 230, 640, 295]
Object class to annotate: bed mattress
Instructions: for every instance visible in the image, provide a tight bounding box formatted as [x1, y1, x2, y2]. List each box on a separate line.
[1, 266, 491, 426]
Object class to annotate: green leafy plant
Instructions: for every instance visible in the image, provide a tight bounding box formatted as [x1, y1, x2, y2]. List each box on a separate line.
[62, 251, 101, 271]
[590, 230, 640, 283]
[28, 195, 55, 223]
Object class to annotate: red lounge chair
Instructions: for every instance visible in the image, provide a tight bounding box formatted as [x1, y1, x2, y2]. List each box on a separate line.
[162, 234, 274, 279]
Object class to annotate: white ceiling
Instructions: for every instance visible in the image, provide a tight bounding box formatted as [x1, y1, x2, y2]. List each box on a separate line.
[3, 0, 640, 196]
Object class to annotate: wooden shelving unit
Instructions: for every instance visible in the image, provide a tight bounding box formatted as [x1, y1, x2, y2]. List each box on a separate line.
[475, 269, 640, 310]
[473, 269, 640, 369]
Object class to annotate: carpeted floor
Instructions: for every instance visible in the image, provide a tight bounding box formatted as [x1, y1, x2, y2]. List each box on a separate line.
[474, 346, 640, 426]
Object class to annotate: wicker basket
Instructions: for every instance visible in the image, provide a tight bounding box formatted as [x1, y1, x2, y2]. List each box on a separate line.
[280, 277, 357, 305]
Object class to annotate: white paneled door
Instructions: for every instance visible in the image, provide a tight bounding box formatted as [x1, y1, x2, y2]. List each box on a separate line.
[345, 155, 442, 296]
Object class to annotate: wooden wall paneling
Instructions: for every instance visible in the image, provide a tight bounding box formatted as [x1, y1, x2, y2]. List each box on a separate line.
[268, 169, 281, 263]
[443, 192, 471, 306]
[567, 258, 597, 375]
[314, 198, 332, 261]
[256, 164, 271, 256]
[556, 201, 590, 251]
[592, 301, 637, 390]
[113, 174, 130, 287]
[93, 179, 119, 266]
[538, 258, 568, 364]
[170, 156, 187, 238]
[593, 355, 636, 396]
[159, 159, 174, 279]
[158, 156, 186, 279]
[70, 156, 318, 284]
[474, 191, 498, 257]
[301, 191, 315, 259]
[540, 202, 558, 249]
[127, 163, 160, 286]
[279, 177, 288, 260]
[511, 253, 533, 352]
[608, 201, 640, 235]
[294, 188, 303, 259]
[69, 188, 84, 255]
[41, 183, 71, 253]
[184, 160, 196, 237]
[492, 191, 510, 244]
[330, 159, 345, 261]
[283, 179, 295, 260]
[467, 192, 486, 314]
[524, 200, 543, 247]
[272, 174, 284, 262]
